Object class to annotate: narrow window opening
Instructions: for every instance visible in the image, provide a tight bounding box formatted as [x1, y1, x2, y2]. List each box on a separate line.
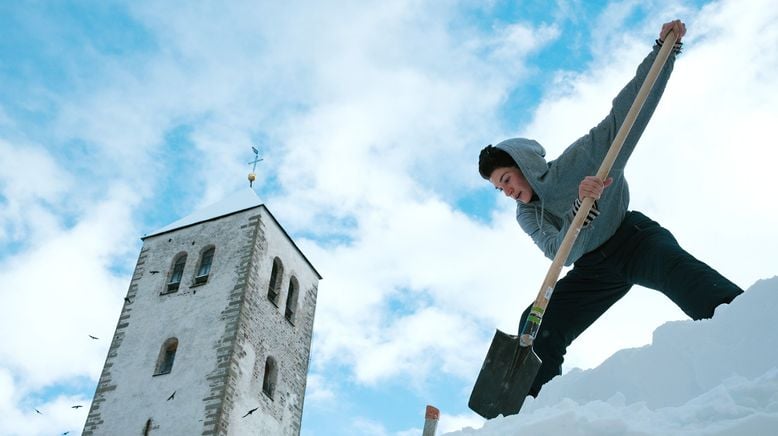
[285, 277, 299, 324]
[167, 254, 187, 292]
[195, 247, 215, 284]
[262, 356, 278, 399]
[267, 258, 283, 306]
[154, 338, 178, 375]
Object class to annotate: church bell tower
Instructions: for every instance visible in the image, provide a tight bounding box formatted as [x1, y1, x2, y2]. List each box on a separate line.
[83, 188, 321, 435]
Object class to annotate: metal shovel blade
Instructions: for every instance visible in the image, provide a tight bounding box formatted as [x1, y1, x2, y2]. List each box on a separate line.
[468, 329, 542, 419]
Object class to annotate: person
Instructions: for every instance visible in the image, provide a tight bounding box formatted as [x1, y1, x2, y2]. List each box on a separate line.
[477, 20, 742, 398]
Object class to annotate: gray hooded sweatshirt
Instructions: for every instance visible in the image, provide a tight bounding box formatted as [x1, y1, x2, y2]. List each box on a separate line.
[495, 45, 676, 265]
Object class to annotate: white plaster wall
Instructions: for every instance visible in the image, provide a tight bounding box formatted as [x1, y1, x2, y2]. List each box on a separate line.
[91, 208, 256, 434]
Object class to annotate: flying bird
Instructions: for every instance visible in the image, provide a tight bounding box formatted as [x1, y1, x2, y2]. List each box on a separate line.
[167, 391, 176, 401]
[62, 432, 70, 435]
[71, 405, 83, 409]
[34, 408, 42, 414]
[242, 407, 259, 418]
[88, 335, 98, 340]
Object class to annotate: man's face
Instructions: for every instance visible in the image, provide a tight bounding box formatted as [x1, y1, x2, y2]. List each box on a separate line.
[489, 166, 534, 204]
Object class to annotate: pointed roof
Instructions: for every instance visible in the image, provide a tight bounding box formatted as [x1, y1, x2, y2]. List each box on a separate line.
[145, 188, 263, 238]
[143, 188, 322, 279]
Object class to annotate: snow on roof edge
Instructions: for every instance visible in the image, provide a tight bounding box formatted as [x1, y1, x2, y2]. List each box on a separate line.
[144, 188, 263, 238]
[141, 188, 322, 279]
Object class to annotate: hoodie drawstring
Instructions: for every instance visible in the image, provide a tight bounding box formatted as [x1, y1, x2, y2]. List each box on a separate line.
[534, 199, 546, 235]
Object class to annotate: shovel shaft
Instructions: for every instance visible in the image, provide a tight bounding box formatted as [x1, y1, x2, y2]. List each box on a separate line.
[520, 30, 679, 345]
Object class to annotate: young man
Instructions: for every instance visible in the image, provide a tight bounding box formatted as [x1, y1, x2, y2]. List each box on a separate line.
[478, 20, 742, 397]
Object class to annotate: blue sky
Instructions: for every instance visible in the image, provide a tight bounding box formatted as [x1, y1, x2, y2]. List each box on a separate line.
[2, 1, 777, 434]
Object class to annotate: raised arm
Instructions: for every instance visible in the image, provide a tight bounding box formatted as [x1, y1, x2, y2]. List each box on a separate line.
[516, 21, 686, 264]
[561, 20, 686, 173]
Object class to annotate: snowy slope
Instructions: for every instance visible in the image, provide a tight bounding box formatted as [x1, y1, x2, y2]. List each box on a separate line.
[445, 276, 778, 435]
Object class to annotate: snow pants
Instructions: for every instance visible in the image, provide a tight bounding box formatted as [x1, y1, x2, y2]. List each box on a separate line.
[520, 210, 743, 397]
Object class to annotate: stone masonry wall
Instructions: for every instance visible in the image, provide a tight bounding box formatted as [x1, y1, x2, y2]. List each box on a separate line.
[82, 204, 319, 436]
[217, 207, 320, 435]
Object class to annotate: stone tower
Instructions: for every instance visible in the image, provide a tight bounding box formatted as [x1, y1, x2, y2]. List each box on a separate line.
[83, 189, 321, 435]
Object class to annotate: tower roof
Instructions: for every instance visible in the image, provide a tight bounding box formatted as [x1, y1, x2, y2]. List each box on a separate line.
[145, 188, 263, 238]
[143, 188, 322, 279]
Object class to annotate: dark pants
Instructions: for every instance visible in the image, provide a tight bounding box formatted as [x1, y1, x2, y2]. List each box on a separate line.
[520, 210, 742, 396]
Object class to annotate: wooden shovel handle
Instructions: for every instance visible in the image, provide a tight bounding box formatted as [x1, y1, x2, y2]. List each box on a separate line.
[519, 30, 679, 347]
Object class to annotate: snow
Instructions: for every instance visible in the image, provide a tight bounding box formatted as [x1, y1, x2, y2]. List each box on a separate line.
[145, 188, 262, 237]
[444, 276, 778, 436]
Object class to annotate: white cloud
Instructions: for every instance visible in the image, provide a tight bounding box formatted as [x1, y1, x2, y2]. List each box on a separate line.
[437, 411, 484, 434]
[2, 0, 776, 433]
[0, 368, 90, 436]
[292, 0, 778, 392]
[302, 195, 553, 385]
[99, 0, 778, 397]
[485, 22, 560, 75]
[0, 140, 74, 244]
[5, 2, 552, 432]
[351, 417, 391, 436]
[303, 373, 336, 404]
[0, 185, 140, 388]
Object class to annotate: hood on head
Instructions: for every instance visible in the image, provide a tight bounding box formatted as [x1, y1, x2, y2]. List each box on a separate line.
[494, 138, 549, 182]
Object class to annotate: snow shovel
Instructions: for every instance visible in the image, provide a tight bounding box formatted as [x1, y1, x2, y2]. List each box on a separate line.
[468, 29, 680, 419]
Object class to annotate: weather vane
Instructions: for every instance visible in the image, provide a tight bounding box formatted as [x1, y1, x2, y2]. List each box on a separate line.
[248, 146, 263, 187]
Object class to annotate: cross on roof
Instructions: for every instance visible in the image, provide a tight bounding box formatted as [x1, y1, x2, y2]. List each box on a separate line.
[248, 146, 264, 187]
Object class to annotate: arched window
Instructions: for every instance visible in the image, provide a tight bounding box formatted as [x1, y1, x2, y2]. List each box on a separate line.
[267, 257, 283, 306]
[285, 276, 299, 324]
[262, 356, 278, 399]
[154, 338, 178, 375]
[167, 253, 187, 292]
[194, 246, 215, 284]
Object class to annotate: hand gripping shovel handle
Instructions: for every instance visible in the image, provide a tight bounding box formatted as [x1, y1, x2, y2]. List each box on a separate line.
[520, 29, 679, 347]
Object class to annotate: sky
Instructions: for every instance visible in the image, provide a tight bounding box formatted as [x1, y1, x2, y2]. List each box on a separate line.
[1, 0, 777, 434]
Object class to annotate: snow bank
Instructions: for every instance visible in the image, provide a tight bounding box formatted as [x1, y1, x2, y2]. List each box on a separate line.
[445, 276, 778, 435]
